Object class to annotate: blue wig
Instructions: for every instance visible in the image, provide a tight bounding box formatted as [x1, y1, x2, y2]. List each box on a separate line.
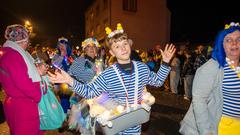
[57, 37, 72, 57]
[211, 23, 240, 67]
[56, 37, 72, 71]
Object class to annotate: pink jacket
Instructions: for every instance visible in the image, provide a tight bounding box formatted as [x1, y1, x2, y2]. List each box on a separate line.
[0, 47, 42, 135]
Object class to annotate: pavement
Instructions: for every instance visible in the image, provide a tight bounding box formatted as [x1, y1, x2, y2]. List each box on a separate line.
[0, 86, 190, 135]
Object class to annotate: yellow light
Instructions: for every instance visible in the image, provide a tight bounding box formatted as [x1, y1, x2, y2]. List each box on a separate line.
[25, 20, 31, 26]
[60, 83, 69, 93]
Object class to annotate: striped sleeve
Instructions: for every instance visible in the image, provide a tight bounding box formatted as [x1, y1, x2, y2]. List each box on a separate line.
[72, 72, 107, 99]
[147, 64, 171, 87]
[68, 57, 95, 83]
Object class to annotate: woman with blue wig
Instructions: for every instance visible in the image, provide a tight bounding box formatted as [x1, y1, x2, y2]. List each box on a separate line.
[51, 37, 75, 132]
[179, 22, 240, 135]
[52, 37, 74, 72]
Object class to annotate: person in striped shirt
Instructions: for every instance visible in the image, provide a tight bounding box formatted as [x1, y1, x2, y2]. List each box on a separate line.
[68, 37, 103, 84]
[49, 24, 176, 134]
[68, 37, 104, 134]
[179, 22, 240, 135]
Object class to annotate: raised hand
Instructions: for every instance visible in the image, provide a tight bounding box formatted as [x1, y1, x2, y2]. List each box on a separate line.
[160, 44, 176, 63]
[48, 69, 74, 86]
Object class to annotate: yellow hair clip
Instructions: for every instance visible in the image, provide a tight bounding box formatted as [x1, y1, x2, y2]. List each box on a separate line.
[105, 27, 112, 35]
[117, 23, 123, 30]
[225, 24, 230, 29]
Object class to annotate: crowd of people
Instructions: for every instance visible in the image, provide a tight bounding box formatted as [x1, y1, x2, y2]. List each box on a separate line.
[0, 21, 239, 135]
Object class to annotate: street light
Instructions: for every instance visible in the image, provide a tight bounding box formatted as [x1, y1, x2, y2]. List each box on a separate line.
[24, 20, 32, 33]
[25, 20, 31, 26]
[24, 20, 36, 38]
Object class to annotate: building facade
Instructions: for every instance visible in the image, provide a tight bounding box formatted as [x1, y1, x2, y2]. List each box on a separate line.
[85, 0, 171, 50]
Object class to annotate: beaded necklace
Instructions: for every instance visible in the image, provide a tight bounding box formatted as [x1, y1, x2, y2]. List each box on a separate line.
[226, 57, 240, 78]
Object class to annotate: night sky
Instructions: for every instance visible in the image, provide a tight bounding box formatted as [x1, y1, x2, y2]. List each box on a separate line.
[0, 0, 94, 44]
[167, 0, 239, 44]
[0, 0, 239, 45]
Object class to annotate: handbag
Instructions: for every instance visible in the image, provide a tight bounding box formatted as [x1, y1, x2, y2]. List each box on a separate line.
[38, 76, 66, 130]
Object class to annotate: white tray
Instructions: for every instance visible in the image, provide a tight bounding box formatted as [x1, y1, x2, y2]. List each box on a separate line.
[100, 106, 150, 135]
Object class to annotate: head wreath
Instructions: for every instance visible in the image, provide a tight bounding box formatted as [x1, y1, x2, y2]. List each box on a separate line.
[105, 23, 124, 38]
[82, 37, 100, 50]
[224, 22, 240, 29]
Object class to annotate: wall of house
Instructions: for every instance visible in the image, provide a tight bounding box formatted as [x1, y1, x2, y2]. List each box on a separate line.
[110, 0, 171, 50]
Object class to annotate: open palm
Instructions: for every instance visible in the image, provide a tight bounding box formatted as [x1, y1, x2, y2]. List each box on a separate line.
[160, 44, 176, 63]
[48, 69, 73, 86]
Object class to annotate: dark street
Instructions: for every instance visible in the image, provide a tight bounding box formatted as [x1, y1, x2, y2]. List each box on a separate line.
[141, 86, 190, 135]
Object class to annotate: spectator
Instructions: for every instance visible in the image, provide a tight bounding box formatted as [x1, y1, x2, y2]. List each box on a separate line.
[180, 22, 240, 135]
[0, 24, 43, 135]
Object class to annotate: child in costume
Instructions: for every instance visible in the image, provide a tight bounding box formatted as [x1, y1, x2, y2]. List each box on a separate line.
[33, 53, 66, 131]
[49, 23, 176, 134]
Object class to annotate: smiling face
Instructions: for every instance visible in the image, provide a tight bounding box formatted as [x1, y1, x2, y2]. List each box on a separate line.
[223, 30, 240, 61]
[109, 39, 131, 64]
[84, 43, 97, 58]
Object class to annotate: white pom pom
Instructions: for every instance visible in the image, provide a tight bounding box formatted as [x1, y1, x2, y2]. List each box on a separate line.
[230, 22, 235, 26]
[149, 96, 155, 105]
[116, 105, 124, 113]
[103, 110, 110, 119]
[107, 121, 113, 127]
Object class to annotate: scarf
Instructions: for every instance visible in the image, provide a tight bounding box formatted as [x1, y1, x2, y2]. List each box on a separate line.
[3, 40, 41, 82]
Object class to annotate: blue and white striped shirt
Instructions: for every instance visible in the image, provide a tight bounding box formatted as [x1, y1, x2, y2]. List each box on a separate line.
[68, 56, 96, 83]
[72, 61, 171, 134]
[222, 64, 240, 118]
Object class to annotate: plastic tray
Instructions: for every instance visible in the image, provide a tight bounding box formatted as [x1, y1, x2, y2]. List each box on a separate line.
[100, 107, 150, 135]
